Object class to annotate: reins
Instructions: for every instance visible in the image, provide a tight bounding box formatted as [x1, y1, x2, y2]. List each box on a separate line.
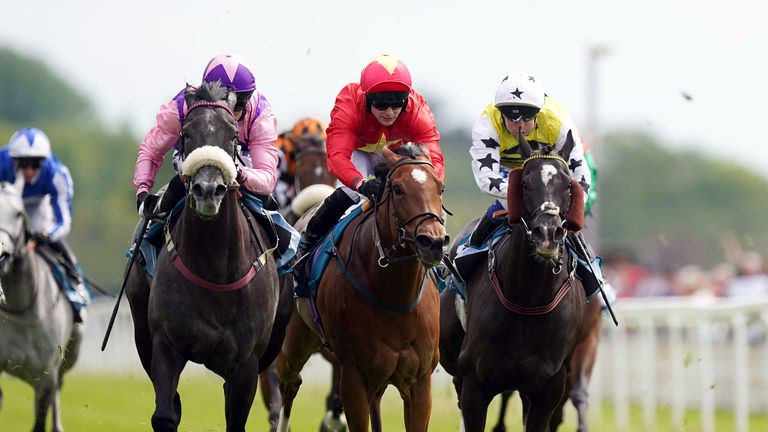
[332, 157, 445, 311]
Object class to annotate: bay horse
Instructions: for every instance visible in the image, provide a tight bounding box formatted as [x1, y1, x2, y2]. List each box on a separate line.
[276, 144, 448, 432]
[124, 81, 287, 432]
[491, 297, 601, 432]
[0, 182, 83, 432]
[440, 132, 588, 432]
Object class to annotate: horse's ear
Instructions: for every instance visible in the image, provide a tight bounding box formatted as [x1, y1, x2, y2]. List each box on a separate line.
[506, 169, 525, 223]
[225, 88, 237, 110]
[381, 145, 397, 164]
[559, 130, 575, 161]
[184, 83, 197, 108]
[517, 128, 532, 159]
[564, 180, 585, 231]
[416, 142, 431, 160]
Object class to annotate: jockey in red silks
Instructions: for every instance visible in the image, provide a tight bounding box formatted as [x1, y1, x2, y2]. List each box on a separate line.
[133, 53, 280, 214]
[293, 53, 444, 266]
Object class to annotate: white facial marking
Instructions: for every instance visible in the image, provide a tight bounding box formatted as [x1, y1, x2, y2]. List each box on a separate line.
[540, 165, 557, 185]
[540, 201, 560, 215]
[411, 168, 428, 184]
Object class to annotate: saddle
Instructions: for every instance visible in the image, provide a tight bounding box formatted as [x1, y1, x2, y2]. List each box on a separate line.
[293, 204, 365, 298]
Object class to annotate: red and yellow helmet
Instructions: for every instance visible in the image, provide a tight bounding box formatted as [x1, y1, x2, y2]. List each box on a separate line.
[290, 117, 327, 140]
[360, 54, 412, 94]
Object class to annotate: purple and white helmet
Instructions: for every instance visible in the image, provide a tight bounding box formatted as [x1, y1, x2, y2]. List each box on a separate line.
[8, 127, 51, 158]
[202, 53, 256, 93]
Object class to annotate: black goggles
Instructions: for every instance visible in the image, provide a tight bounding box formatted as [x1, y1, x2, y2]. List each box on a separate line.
[369, 92, 408, 110]
[15, 157, 43, 169]
[499, 106, 539, 122]
[234, 90, 254, 112]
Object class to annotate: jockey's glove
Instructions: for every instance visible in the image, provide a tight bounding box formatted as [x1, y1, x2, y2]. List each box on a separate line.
[29, 232, 49, 245]
[236, 167, 247, 184]
[136, 191, 149, 213]
[358, 178, 383, 202]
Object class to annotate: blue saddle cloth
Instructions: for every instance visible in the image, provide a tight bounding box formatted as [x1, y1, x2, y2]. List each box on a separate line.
[448, 226, 507, 300]
[293, 204, 364, 299]
[128, 191, 299, 279]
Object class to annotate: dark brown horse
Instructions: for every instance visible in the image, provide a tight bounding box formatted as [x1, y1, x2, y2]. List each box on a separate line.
[491, 298, 602, 432]
[440, 132, 588, 432]
[125, 81, 288, 432]
[276, 145, 448, 432]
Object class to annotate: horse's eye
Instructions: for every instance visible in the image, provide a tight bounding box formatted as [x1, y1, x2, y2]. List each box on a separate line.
[393, 184, 404, 196]
[440, 186, 446, 195]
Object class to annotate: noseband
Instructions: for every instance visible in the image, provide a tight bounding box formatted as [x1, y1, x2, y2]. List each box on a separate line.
[371, 158, 445, 267]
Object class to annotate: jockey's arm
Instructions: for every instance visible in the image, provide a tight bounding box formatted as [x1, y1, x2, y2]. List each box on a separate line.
[470, 115, 508, 200]
[555, 118, 591, 203]
[237, 106, 279, 196]
[46, 165, 74, 242]
[134, 100, 182, 196]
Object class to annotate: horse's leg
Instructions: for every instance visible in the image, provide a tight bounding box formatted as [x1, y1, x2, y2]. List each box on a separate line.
[492, 391, 513, 432]
[275, 313, 322, 432]
[320, 355, 346, 432]
[259, 363, 282, 432]
[338, 366, 371, 432]
[369, 386, 385, 432]
[50, 385, 64, 432]
[524, 367, 567, 432]
[569, 304, 602, 432]
[458, 376, 492, 432]
[150, 332, 187, 432]
[402, 374, 433, 432]
[223, 356, 260, 432]
[31, 376, 56, 432]
[126, 269, 153, 377]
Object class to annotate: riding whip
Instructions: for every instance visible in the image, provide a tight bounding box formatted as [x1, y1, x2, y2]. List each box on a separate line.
[572, 232, 619, 326]
[101, 194, 159, 351]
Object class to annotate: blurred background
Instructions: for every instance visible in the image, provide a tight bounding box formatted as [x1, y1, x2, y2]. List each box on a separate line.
[2, 1, 768, 430]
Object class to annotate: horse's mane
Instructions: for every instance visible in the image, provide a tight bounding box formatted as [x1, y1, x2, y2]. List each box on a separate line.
[188, 81, 230, 103]
[372, 143, 427, 181]
[393, 143, 425, 159]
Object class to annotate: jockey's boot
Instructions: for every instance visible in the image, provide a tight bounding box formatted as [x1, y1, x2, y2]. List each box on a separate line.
[468, 200, 505, 248]
[49, 239, 90, 323]
[468, 214, 503, 248]
[567, 233, 616, 313]
[295, 188, 357, 262]
[158, 174, 186, 214]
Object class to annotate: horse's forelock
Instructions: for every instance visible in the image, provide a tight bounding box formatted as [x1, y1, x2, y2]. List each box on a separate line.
[393, 143, 424, 160]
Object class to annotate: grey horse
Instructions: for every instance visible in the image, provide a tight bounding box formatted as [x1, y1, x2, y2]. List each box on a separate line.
[0, 182, 83, 432]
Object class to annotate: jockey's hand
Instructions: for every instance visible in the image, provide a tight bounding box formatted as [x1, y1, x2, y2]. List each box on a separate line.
[29, 232, 49, 247]
[236, 167, 247, 185]
[136, 191, 149, 213]
[358, 178, 383, 202]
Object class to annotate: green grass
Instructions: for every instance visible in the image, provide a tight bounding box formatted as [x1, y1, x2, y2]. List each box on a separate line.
[2, 373, 767, 431]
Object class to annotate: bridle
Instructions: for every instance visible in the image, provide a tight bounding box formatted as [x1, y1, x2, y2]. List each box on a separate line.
[369, 158, 445, 268]
[293, 142, 328, 193]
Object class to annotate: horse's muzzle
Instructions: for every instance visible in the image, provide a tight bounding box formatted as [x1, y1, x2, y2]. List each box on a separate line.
[415, 233, 449, 268]
[530, 222, 565, 259]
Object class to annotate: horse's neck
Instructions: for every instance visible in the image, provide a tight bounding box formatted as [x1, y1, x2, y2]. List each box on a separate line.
[176, 198, 251, 270]
[1, 248, 44, 312]
[359, 207, 425, 298]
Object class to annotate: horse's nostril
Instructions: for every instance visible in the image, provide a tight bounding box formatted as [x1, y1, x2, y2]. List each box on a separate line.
[531, 226, 546, 242]
[191, 183, 203, 197]
[553, 227, 566, 243]
[214, 184, 227, 198]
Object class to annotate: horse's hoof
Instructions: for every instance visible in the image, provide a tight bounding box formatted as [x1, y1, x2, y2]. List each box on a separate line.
[320, 410, 347, 432]
[151, 416, 178, 432]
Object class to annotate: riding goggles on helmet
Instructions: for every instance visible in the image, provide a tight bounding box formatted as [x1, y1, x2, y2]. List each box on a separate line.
[234, 90, 254, 112]
[15, 157, 43, 169]
[499, 106, 539, 122]
[368, 91, 409, 110]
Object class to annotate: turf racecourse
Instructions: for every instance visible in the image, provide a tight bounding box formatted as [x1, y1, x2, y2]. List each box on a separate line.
[2, 373, 767, 431]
